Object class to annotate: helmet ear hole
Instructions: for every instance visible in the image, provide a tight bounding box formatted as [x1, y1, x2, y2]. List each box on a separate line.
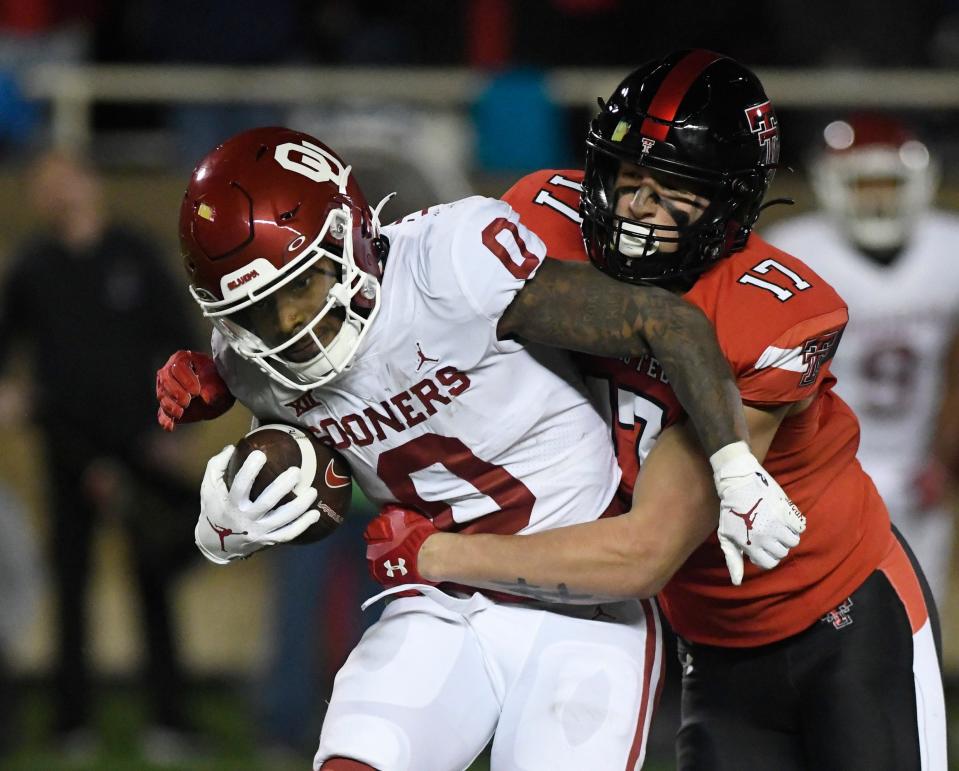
[279, 206, 299, 222]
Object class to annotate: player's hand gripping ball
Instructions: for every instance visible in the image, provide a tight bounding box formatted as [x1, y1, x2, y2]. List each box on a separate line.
[195, 424, 352, 564]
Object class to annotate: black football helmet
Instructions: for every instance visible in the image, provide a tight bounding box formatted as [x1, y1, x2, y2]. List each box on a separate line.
[582, 49, 781, 284]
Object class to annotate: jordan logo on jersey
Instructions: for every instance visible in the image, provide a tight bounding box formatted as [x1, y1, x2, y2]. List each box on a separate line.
[415, 342, 439, 372]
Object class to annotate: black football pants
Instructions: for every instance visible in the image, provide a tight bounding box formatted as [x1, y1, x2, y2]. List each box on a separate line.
[675, 529, 942, 771]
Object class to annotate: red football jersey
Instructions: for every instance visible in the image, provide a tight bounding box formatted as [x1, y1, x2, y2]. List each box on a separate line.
[502, 169, 894, 647]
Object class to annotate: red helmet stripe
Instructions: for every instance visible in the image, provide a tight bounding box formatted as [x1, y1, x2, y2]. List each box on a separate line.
[640, 50, 725, 141]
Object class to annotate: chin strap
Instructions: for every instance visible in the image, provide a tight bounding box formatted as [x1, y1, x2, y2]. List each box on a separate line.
[758, 197, 795, 213]
[371, 192, 397, 234]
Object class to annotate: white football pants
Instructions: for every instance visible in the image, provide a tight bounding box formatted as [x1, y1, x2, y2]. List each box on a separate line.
[314, 586, 663, 771]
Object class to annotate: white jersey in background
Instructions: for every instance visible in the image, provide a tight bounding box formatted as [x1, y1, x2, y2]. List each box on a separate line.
[215, 196, 661, 771]
[764, 211, 959, 602]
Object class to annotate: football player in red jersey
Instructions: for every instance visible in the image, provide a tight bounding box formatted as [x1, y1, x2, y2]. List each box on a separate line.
[365, 51, 947, 769]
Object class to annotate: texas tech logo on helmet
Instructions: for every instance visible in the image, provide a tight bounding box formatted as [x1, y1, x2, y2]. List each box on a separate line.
[744, 101, 780, 166]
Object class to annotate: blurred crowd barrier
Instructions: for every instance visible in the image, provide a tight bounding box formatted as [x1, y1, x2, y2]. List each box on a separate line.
[16, 63, 959, 148]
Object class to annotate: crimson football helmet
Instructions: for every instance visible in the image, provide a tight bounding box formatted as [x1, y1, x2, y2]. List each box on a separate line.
[581, 49, 780, 284]
[810, 113, 938, 252]
[180, 126, 390, 390]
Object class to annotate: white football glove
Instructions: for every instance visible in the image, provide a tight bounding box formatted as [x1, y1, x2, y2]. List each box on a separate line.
[195, 445, 320, 565]
[711, 441, 806, 586]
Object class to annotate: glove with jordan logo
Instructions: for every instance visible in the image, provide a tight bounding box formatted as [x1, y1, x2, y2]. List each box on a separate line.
[196, 445, 320, 565]
[364, 505, 440, 589]
[156, 350, 236, 432]
[711, 441, 806, 586]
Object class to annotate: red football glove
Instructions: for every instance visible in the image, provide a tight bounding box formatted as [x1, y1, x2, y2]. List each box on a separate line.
[156, 350, 236, 432]
[364, 505, 440, 589]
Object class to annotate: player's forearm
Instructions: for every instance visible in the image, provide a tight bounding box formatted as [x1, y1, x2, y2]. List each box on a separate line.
[639, 298, 746, 455]
[420, 517, 668, 603]
[500, 259, 746, 455]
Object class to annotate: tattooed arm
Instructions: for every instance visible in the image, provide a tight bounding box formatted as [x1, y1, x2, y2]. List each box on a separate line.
[498, 257, 746, 455]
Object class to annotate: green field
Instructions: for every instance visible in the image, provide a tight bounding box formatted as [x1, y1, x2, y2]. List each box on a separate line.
[2, 678, 953, 770]
[1, 679, 677, 771]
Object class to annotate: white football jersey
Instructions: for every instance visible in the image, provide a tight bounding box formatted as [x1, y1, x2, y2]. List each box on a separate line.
[214, 196, 620, 535]
[764, 211, 959, 512]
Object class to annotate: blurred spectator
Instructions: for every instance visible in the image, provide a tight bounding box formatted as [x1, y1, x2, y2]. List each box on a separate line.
[931, 0, 959, 65]
[763, 113, 959, 605]
[0, 482, 41, 757]
[0, 149, 204, 760]
[473, 69, 567, 176]
[0, 0, 96, 152]
[766, 0, 940, 66]
[94, 0, 297, 164]
[0, 72, 37, 152]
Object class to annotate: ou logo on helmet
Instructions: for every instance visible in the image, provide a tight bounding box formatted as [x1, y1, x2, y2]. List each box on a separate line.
[274, 140, 350, 193]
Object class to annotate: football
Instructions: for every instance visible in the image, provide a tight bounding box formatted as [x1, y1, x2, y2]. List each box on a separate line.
[225, 423, 352, 542]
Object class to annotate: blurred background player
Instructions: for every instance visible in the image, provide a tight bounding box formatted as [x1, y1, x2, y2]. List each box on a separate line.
[0, 150, 204, 760]
[764, 114, 959, 607]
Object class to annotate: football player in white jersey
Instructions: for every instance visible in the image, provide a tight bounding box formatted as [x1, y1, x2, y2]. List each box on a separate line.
[764, 113, 959, 604]
[167, 126, 803, 770]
